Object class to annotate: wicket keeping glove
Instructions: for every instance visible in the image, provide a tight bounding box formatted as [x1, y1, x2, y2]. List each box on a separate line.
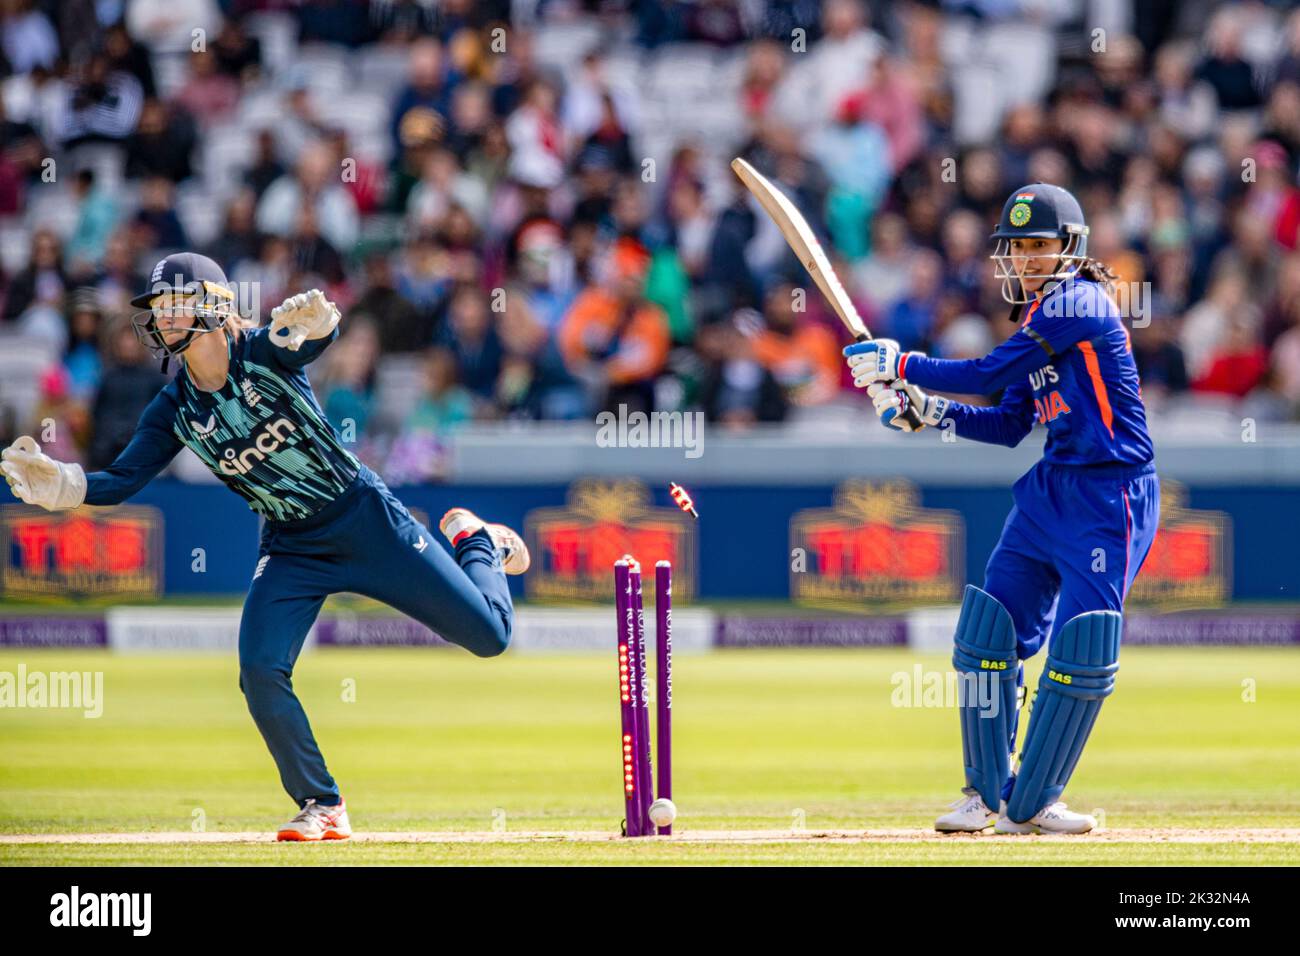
[1, 436, 86, 511]
[844, 339, 918, 387]
[867, 382, 949, 433]
[269, 289, 341, 351]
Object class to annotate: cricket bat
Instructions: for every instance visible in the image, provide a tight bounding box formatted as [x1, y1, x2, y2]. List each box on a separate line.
[730, 157, 923, 429]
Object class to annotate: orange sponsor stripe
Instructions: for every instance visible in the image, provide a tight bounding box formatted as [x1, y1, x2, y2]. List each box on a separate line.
[1078, 340, 1114, 436]
[1022, 300, 1041, 328]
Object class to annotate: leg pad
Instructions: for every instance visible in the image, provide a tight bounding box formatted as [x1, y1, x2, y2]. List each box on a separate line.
[952, 585, 1020, 810]
[1006, 610, 1121, 822]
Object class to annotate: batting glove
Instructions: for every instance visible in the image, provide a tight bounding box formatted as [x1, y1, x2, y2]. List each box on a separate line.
[269, 289, 341, 351]
[844, 339, 917, 388]
[867, 382, 949, 433]
[1, 436, 87, 511]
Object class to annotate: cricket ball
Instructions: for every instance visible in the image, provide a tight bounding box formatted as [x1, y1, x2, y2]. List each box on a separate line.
[648, 798, 677, 827]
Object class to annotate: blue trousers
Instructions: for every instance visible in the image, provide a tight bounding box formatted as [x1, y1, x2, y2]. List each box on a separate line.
[984, 460, 1160, 660]
[238, 467, 513, 807]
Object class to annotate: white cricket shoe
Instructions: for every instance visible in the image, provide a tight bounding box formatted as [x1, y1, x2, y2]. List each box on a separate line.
[935, 788, 997, 832]
[995, 801, 1096, 835]
[439, 508, 531, 575]
[276, 798, 352, 842]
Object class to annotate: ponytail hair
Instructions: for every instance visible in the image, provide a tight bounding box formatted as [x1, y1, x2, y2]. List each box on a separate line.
[1077, 257, 1119, 295]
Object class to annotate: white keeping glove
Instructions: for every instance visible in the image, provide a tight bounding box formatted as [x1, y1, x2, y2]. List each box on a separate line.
[269, 289, 341, 351]
[1, 436, 87, 511]
[867, 382, 949, 433]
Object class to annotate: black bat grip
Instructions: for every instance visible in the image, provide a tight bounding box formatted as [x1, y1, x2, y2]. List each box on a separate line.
[854, 333, 925, 430]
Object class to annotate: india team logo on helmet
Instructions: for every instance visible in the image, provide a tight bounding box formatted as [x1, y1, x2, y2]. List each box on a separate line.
[990, 183, 1090, 304]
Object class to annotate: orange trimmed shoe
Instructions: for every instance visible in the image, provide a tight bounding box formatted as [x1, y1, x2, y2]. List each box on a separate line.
[276, 798, 352, 841]
[439, 508, 531, 575]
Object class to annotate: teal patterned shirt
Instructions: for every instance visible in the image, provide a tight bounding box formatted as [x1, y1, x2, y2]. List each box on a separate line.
[85, 326, 360, 522]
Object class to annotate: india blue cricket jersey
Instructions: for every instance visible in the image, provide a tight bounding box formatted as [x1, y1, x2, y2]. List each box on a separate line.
[902, 277, 1153, 465]
[900, 277, 1160, 655]
[85, 326, 359, 521]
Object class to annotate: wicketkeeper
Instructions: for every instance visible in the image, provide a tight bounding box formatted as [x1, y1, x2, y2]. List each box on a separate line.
[2, 253, 529, 841]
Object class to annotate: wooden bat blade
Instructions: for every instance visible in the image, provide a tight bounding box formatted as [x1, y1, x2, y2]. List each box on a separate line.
[732, 157, 924, 430]
[730, 157, 871, 342]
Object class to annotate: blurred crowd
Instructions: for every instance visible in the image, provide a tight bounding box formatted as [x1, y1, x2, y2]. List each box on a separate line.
[2, 0, 1300, 483]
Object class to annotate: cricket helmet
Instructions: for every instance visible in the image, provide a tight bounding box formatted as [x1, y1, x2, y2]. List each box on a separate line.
[989, 183, 1089, 304]
[130, 252, 237, 371]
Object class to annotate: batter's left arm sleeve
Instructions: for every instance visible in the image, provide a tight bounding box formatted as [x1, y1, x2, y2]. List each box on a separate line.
[902, 284, 1111, 395]
[901, 334, 1050, 396]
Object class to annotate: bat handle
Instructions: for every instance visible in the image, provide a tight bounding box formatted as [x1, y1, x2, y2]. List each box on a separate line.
[853, 334, 925, 430]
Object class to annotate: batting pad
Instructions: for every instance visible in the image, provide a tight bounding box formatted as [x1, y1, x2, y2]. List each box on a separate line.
[951, 585, 1020, 810]
[1006, 610, 1121, 823]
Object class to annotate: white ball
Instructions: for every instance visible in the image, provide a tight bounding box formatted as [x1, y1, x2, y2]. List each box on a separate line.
[648, 798, 677, 827]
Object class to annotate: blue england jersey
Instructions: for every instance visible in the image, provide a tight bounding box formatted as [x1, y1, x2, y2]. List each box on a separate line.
[902, 277, 1153, 465]
[84, 326, 359, 521]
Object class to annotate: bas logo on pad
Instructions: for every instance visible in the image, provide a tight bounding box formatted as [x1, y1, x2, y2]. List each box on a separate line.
[790, 480, 963, 608]
[525, 478, 695, 602]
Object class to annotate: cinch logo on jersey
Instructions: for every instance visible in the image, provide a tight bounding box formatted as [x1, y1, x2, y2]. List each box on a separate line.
[1028, 364, 1072, 424]
[219, 417, 297, 475]
[167, 332, 360, 521]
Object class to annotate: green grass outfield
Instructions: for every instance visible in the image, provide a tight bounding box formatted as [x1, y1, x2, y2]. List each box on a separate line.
[1, 647, 1298, 865]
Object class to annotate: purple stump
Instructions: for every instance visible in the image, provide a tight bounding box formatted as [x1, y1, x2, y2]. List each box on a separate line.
[655, 561, 673, 835]
[628, 559, 655, 836]
[614, 559, 641, 836]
